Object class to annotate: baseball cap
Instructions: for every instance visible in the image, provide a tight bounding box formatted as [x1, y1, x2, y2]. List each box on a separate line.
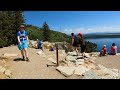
[78, 33, 82, 36]
[20, 25, 24, 28]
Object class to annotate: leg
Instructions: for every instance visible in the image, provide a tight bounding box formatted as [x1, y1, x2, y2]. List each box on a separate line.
[74, 47, 79, 56]
[21, 49, 25, 60]
[24, 48, 30, 62]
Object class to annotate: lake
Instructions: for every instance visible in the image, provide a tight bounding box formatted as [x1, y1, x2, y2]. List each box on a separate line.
[86, 38, 120, 53]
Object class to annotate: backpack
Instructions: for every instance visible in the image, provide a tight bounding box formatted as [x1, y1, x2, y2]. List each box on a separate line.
[74, 36, 82, 44]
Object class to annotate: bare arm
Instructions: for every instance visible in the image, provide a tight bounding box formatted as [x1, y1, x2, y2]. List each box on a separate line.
[26, 36, 29, 41]
[72, 38, 74, 45]
[17, 36, 21, 44]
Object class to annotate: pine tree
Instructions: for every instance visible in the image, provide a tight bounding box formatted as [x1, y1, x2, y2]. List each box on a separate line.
[42, 22, 51, 42]
[12, 11, 25, 44]
[0, 11, 25, 47]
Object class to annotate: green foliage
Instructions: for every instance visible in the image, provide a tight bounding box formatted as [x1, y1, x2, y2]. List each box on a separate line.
[42, 22, 51, 42]
[0, 11, 24, 47]
[85, 41, 97, 53]
[0, 11, 97, 53]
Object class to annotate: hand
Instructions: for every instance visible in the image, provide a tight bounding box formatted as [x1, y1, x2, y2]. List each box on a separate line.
[19, 42, 22, 45]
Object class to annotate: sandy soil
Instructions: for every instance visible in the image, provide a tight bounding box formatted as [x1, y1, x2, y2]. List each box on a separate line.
[95, 55, 120, 70]
[1, 46, 120, 79]
[0, 46, 82, 79]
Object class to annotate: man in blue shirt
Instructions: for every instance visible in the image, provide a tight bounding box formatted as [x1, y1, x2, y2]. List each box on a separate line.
[17, 25, 30, 62]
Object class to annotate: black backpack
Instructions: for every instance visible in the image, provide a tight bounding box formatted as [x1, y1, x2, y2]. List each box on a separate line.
[74, 36, 82, 44]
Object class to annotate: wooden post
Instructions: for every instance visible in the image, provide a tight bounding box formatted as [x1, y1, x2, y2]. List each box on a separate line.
[56, 43, 59, 66]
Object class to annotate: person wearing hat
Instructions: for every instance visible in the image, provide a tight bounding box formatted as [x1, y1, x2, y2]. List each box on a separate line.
[78, 33, 86, 58]
[100, 45, 107, 56]
[17, 25, 30, 62]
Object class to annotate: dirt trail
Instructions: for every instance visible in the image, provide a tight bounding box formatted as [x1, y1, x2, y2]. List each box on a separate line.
[0, 46, 81, 79]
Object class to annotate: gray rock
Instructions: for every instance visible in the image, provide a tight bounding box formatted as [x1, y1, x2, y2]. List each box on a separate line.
[65, 55, 76, 62]
[47, 58, 57, 64]
[75, 59, 84, 65]
[56, 66, 75, 77]
[0, 66, 5, 73]
[67, 51, 77, 56]
[82, 70, 102, 79]
[84, 53, 90, 58]
[74, 65, 90, 76]
[4, 70, 12, 78]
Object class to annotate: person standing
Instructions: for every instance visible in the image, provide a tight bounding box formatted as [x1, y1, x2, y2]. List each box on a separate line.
[78, 33, 86, 58]
[71, 33, 79, 56]
[17, 25, 30, 62]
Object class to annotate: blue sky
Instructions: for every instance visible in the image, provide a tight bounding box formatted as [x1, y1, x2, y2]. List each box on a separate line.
[24, 11, 120, 34]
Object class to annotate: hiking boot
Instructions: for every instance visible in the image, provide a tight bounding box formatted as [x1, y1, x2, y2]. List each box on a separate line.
[22, 56, 25, 61]
[26, 57, 30, 62]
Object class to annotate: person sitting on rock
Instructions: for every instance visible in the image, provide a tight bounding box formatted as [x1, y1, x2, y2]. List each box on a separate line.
[100, 45, 107, 56]
[36, 39, 43, 51]
[110, 43, 117, 55]
[49, 45, 54, 51]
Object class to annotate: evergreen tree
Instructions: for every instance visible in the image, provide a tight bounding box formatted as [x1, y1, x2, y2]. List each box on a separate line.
[42, 22, 51, 42]
[12, 11, 25, 44]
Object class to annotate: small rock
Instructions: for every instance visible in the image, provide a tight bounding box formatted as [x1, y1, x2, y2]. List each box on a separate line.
[67, 51, 77, 56]
[82, 70, 102, 79]
[0, 66, 6, 73]
[3, 53, 18, 57]
[75, 59, 84, 65]
[56, 66, 75, 77]
[47, 58, 57, 64]
[67, 61, 75, 67]
[74, 65, 90, 76]
[4, 70, 12, 78]
[65, 56, 76, 62]
[84, 53, 90, 58]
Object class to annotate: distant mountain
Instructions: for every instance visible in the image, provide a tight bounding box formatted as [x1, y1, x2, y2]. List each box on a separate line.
[84, 32, 120, 35]
[84, 32, 120, 39]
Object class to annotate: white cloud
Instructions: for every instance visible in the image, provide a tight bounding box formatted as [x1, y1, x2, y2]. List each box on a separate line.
[62, 26, 120, 35]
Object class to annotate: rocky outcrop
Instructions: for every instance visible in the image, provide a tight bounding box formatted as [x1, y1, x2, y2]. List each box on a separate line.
[50, 51, 120, 79]
[0, 57, 12, 79]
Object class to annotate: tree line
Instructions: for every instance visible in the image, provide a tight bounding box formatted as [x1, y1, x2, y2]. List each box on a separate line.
[0, 11, 97, 52]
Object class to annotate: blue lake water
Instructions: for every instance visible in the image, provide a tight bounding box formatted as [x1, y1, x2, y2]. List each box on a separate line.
[86, 38, 120, 53]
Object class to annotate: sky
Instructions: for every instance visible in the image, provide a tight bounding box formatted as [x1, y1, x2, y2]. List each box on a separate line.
[24, 11, 120, 35]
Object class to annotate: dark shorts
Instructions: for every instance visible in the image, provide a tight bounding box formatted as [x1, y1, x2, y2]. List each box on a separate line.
[72, 42, 78, 47]
[80, 45, 86, 53]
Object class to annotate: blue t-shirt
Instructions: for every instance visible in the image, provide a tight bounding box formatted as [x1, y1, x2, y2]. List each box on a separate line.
[17, 30, 28, 42]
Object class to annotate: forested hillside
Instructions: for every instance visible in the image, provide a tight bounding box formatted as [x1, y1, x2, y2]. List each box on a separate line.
[0, 11, 97, 52]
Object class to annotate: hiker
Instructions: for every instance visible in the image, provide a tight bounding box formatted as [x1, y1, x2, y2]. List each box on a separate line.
[78, 33, 86, 58]
[17, 25, 30, 62]
[36, 39, 43, 51]
[100, 45, 107, 56]
[110, 43, 117, 55]
[49, 45, 54, 51]
[71, 33, 79, 56]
